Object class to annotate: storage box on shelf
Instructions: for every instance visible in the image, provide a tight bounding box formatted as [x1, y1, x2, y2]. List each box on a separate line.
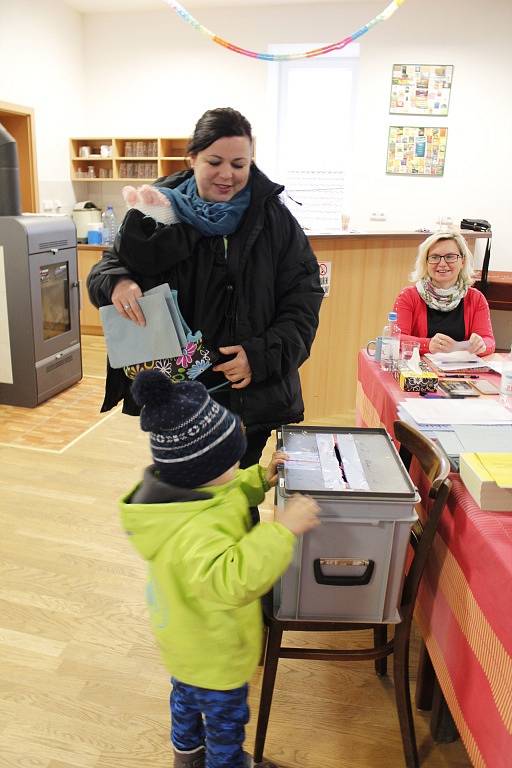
[70, 136, 189, 182]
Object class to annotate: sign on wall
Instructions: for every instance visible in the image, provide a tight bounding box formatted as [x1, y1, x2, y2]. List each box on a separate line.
[318, 261, 331, 297]
[389, 64, 454, 116]
[386, 126, 448, 177]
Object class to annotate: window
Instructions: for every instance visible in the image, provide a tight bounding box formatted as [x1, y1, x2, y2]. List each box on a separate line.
[266, 44, 359, 232]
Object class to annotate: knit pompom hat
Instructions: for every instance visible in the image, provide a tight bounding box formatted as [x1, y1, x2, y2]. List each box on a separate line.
[131, 370, 247, 488]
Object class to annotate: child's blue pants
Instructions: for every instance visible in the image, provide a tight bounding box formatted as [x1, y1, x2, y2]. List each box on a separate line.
[170, 677, 249, 768]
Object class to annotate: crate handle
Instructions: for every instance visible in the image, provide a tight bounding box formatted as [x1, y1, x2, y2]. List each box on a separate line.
[313, 558, 375, 586]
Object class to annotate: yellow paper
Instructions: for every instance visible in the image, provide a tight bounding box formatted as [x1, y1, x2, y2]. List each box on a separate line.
[476, 453, 512, 488]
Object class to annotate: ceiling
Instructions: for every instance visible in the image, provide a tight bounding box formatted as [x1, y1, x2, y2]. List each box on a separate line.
[63, 0, 368, 13]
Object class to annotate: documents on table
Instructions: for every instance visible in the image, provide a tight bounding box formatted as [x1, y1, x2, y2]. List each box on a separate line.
[459, 452, 512, 510]
[424, 351, 490, 372]
[399, 398, 512, 425]
[453, 424, 512, 453]
[476, 453, 512, 488]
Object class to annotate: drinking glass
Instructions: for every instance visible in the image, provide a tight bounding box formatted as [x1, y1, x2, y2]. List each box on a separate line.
[400, 340, 420, 361]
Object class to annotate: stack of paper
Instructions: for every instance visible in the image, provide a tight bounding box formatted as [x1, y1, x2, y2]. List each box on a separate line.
[424, 351, 490, 373]
[459, 453, 512, 511]
[398, 398, 512, 426]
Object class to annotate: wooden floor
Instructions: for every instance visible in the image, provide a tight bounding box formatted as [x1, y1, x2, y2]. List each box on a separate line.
[0, 336, 471, 768]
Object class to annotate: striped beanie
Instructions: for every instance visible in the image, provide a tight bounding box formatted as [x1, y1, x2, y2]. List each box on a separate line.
[131, 370, 247, 488]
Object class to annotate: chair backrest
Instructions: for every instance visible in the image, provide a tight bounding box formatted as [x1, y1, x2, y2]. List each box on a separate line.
[393, 420, 452, 618]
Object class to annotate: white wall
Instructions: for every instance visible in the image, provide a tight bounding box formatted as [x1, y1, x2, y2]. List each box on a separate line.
[2, 0, 511, 270]
[0, 0, 85, 210]
[80, 0, 512, 269]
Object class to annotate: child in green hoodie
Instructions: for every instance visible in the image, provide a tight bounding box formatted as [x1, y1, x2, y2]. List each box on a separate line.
[120, 370, 319, 768]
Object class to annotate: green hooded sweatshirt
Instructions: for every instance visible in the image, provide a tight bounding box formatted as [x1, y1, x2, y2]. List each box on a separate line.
[120, 464, 295, 690]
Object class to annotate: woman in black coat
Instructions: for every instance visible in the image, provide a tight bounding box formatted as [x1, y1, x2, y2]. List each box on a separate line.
[87, 107, 323, 468]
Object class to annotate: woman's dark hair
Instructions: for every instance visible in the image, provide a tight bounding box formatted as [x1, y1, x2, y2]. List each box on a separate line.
[187, 108, 252, 154]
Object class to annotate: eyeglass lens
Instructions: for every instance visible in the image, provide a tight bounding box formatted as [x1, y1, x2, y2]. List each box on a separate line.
[427, 253, 461, 263]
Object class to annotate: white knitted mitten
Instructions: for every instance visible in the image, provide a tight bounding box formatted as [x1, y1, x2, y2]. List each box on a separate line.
[122, 184, 180, 225]
[132, 200, 180, 225]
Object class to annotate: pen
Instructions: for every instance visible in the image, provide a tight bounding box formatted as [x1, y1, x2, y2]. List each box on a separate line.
[445, 374, 479, 379]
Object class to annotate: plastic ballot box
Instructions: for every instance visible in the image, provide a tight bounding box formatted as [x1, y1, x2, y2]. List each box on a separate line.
[274, 426, 419, 624]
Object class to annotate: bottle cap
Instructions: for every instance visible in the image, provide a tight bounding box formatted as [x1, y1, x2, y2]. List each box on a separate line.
[388, 311, 398, 321]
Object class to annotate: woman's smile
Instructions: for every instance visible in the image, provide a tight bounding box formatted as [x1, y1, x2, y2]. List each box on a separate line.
[190, 136, 252, 202]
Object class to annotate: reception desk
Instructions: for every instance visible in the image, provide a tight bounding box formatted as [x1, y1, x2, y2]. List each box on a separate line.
[77, 232, 490, 422]
[300, 231, 489, 424]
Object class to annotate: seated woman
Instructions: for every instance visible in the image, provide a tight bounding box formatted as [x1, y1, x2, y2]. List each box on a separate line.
[394, 230, 495, 356]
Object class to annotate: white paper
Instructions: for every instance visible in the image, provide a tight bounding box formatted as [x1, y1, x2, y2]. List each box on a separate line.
[399, 398, 512, 425]
[424, 352, 489, 371]
[431, 351, 480, 363]
[453, 424, 512, 452]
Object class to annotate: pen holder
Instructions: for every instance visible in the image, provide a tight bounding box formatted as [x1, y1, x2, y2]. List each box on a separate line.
[394, 360, 439, 392]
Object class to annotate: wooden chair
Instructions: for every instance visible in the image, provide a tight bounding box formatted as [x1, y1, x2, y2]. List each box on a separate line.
[254, 420, 452, 768]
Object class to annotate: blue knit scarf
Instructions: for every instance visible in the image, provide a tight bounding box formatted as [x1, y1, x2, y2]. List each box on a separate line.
[158, 176, 251, 236]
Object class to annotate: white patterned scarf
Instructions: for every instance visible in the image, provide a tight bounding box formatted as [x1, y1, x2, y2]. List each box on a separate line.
[415, 276, 468, 312]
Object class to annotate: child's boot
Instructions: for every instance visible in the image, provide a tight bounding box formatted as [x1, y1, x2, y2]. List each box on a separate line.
[173, 746, 205, 768]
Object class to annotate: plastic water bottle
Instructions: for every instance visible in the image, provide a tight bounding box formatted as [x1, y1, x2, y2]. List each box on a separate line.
[499, 344, 512, 409]
[381, 311, 401, 372]
[101, 205, 117, 246]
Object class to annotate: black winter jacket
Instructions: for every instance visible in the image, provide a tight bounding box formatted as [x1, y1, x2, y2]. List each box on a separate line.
[86, 164, 323, 431]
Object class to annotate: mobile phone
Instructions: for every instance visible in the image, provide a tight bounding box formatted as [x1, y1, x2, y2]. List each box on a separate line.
[438, 380, 480, 398]
[470, 379, 500, 395]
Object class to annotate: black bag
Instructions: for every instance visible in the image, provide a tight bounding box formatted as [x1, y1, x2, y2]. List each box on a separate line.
[460, 218, 491, 232]
[460, 219, 492, 293]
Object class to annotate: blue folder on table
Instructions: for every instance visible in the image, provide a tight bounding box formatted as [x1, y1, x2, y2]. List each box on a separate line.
[99, 287, 183, 369]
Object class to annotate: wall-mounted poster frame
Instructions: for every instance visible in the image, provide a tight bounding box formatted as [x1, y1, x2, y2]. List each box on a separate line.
[389, 64, 454, 116]
[386, 126, 448, 177]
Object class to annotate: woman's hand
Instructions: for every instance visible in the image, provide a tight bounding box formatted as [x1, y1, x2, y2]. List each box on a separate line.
[265, 451, 288, 488]
[468, 333, 486, 355]
[214, 345, 252, 389]
[429, 333, 456, 354]
[122, 184, 170, 208]
[111, 279, 145, 326]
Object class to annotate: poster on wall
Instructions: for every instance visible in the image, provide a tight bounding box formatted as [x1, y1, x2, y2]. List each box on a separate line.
[389, 64, 454, 116]
[386, 126, 448, 176]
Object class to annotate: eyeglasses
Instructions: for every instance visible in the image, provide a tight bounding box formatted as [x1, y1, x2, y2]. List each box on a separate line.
[426, 253, 462, 264]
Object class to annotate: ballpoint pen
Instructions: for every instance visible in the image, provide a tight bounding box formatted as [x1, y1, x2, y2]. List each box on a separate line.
[445, 374, 480, 379]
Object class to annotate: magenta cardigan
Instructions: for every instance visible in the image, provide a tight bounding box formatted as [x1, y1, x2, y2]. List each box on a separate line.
[393, 285, 496, 356]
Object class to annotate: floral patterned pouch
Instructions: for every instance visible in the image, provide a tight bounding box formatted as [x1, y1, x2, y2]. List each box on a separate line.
[123, 332, 221, 384]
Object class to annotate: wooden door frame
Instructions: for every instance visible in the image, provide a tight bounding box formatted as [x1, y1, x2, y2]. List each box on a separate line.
[0, 100, 39, 212]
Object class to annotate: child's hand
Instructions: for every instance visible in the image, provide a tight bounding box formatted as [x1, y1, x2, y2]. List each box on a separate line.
[265, 450, 288, 487]
[276, 494, 320, 536]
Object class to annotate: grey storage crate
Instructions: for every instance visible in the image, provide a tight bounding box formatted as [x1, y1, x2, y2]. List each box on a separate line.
[274, 426, 419, 624]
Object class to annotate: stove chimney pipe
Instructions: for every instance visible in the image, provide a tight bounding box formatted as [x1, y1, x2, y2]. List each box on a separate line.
[0, 122, 22, 216]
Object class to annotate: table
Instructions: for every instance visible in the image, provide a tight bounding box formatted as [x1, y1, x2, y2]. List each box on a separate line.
[356, 350, 512, 768]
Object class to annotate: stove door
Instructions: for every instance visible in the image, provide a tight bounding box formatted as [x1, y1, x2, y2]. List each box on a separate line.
[29, 247, 80, 361]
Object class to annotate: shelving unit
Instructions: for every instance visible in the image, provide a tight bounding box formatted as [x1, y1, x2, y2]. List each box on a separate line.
[70, 136, 189, 182]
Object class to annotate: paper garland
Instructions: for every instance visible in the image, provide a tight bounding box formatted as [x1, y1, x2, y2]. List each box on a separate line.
[163, 0, 408, 61]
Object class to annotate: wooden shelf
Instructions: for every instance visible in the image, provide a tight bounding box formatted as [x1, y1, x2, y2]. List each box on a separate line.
[70, 135, 189, 181]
